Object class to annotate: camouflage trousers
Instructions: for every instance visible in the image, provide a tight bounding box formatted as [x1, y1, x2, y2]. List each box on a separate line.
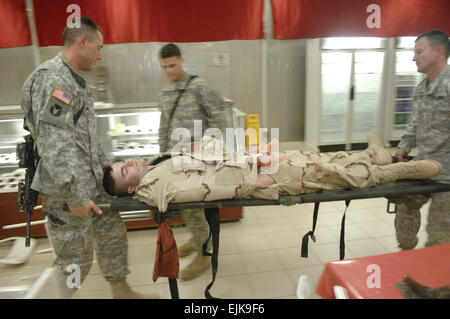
[393, 191, 450, 250]
[182, 208, 212, 251]
[42, 194, 129, 286]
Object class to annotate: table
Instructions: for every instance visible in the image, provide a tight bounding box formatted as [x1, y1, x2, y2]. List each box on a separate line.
[316, 243, 450, 299]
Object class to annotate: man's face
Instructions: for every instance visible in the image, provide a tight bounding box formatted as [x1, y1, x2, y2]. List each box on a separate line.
[160, 56, 184, 82]
[413, 37, 439, 74]
[80, 30, 103, 71]
[110, 158, 147, 194]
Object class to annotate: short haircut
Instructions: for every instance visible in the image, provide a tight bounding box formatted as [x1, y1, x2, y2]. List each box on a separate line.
[62, 16, 104, 47]
[416, 30, 450, 59]
[159, 43, 182, 59]
[103, 165, 122, 196]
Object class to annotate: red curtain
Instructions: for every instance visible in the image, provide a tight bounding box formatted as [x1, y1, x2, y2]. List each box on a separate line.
[271, 0, 450, 39]
[7, 0, 449, 48]
[0, 0, 31, 48]
[32, 0, 265, 46]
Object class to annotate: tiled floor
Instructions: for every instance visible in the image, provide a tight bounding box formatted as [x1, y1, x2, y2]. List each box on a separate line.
[0, 197, 431, 299]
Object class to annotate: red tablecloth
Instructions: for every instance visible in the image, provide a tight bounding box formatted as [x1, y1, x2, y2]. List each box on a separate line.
[316, 243, 450, 299]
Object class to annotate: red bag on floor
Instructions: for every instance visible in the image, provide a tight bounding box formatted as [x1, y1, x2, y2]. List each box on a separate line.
[153, 219, 179, 282]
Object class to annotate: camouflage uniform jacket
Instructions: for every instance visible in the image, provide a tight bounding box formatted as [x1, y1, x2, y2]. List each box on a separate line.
[21, 52, 110, 206]
[158, 73, 232, 153]
[136, 136, 257, 212]
[398, 65, 450, 181]
[135, 137, 388, 212]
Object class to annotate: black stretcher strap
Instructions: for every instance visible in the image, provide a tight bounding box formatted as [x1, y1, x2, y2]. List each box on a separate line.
[301, 200, 351, 260]
[202, 207, 221, 299]
[301, 202, 320, 258]
[339, 200, 351, 260]
[168, 75, 198, 124]
[168, 278, 179, 299]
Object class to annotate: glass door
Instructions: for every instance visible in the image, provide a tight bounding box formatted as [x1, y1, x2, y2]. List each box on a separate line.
[320, 37, 386, 147]
[351, 51, 384, 141]
[320, 52, 352, 144]
[392, 50, 422, 140]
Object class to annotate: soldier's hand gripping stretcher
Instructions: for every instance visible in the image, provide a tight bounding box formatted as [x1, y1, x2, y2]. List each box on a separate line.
[68, 200, 103, 218]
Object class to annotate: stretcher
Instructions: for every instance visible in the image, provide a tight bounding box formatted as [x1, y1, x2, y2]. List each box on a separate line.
[98, 179, 450, 299]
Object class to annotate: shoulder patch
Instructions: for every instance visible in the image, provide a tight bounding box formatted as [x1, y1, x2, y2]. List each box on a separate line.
[39, 95, 71, 129]
[52, 87, 72, 105]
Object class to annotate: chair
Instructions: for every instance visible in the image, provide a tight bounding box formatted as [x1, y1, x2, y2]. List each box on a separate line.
[23, 267, 63, 299]
[296, 275, 315, 299]
[0, 218, 65, 298]
[0, 237, 36, 264]
[333, 285, 350, 299]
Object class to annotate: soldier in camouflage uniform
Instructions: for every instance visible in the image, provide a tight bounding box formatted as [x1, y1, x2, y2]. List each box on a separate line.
[21, 17, 157, 298]
[103, 134, 441, 213]
[394, 30, 450, 250]
[157, 43, 232, 280]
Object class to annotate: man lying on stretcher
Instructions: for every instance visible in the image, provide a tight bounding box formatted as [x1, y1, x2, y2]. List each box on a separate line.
[102, 133, 442, 213]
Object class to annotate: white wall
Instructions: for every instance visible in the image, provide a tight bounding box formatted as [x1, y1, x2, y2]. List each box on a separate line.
[0, 38, 307, 142]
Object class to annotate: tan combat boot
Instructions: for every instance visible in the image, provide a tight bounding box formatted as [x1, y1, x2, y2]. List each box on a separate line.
[367, 133, 392, 165]
[375, 160, 442, 183]
[180, 252, 211, 281]
[110, 277, 159, 299]
[178, 240, 196, 257]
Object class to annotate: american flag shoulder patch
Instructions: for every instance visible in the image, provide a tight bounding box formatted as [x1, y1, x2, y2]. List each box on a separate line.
[51, 87, 72, 105]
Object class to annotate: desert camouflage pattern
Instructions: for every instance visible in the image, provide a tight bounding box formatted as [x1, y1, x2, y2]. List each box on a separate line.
[137, 139, 257, 213]
[255, 149, 390, 199]
[21, 52, 128, 284]
[136, 136, 402, 213]
[158, 74, 232, 251]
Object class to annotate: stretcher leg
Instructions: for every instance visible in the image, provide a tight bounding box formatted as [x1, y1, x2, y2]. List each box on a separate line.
[203, 207, 221, 299]
[168, 278, 179, 299]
